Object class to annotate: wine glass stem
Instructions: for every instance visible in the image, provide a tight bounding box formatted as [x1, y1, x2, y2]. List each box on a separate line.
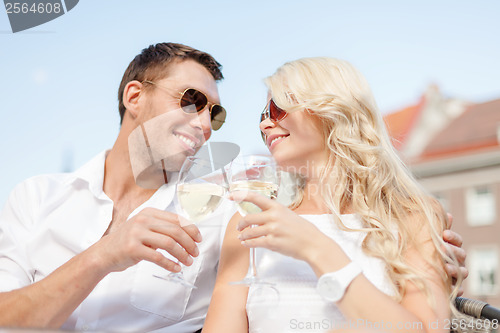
[249, 248, 257, 278]
[248, 224, 258, 279]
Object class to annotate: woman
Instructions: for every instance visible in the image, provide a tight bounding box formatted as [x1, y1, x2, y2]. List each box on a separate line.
[203, 57, 462, 332]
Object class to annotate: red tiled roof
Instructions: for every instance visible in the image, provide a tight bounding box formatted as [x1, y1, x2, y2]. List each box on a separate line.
[419, 98, 500, 160]
[383, 96, 425, 150]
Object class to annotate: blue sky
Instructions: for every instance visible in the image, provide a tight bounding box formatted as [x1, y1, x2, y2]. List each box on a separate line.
[1, 0, 499, 205]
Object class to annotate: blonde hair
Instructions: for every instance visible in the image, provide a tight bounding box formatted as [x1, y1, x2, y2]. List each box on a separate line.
[264, 57, 461, 314]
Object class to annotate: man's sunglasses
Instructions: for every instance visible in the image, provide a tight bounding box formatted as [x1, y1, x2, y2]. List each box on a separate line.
[259, 99, 288, 142]
[143, 80, 226, 131]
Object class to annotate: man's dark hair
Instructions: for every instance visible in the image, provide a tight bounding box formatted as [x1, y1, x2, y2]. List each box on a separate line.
[118, 42, 223, 123]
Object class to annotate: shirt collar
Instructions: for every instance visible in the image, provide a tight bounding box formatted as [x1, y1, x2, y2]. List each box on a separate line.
[65, 150, 177, 210]
[127, 182, 177, 219]
[65, 150, 108, 198]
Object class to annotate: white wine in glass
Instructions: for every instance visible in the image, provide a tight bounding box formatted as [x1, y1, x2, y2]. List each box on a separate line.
[230, 180, 279, 216]
[177, 182, 226, 223]
[153, 156, 228, 288]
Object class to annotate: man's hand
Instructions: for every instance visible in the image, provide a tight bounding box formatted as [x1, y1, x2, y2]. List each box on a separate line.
[88, 207, 202, 275]
[443, 213, 468, 296]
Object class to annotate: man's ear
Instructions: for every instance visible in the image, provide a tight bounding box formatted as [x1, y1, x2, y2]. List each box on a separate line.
[123, 80, 144, 119]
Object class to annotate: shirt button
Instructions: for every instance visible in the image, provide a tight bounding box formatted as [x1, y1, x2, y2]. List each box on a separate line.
[82, 325, 89, 331]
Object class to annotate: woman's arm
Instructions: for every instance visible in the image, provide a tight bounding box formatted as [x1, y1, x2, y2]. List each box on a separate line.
[202, 213, 250, 333]
[315, 220, 449, 332]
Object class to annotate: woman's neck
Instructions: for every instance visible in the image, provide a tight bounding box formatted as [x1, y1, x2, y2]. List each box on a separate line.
[292, 177, 329, 215]
[293, 174, 353, 215]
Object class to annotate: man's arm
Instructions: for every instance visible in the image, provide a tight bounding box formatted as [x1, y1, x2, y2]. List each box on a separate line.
[0, 207, 201, 328]
[0, 246, 106, 327]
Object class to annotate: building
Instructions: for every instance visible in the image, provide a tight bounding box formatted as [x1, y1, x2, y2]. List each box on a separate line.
[384, 86, 500, 307]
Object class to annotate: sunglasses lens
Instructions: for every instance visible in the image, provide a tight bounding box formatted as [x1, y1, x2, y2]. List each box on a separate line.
[210, 105, 226, 131]
[260, 110, 267, 123]
[269, 99, 287, 122]
[258, 100, 285, 143]
[259, 110, 267, 143]
[181, 88, 208, 113]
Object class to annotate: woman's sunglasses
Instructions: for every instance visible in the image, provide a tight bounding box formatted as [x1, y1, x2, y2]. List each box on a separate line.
[259, 99, 288, 142]
[143, 80, 226, 131]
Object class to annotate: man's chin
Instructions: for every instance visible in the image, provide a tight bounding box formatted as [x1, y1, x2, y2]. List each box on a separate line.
[134, 162, 168, 189]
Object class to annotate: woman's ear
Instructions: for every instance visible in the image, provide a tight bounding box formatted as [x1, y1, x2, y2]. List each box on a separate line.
[122, 80, 144, 119]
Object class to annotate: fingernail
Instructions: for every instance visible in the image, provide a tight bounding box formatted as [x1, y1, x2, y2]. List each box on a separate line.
[186, 256, 193, 265]
[194, 247, 200, 257]
[237, 234, 243, 240]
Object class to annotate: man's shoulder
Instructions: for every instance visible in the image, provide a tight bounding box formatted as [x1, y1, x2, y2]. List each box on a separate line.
[24, 172, 73, 184]
[11, 172, 75, 200]
[1, 173, 76, 228]
[14, 150, 107, 198]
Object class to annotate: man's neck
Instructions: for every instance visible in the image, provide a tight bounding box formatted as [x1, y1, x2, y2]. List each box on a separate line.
[103, 129, 156, 204]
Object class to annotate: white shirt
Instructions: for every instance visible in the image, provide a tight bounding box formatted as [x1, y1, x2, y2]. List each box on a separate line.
[0, 151, 235, 332]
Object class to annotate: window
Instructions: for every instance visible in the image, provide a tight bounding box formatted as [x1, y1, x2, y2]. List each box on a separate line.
[468, 247, 498, 296]
[466, 186, 496, 226]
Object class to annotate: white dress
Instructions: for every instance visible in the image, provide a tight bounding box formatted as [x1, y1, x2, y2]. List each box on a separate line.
[246, 214, 396, 333]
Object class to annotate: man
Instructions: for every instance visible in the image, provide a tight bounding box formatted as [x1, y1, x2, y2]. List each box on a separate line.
[0, 43, 233, 332]
[0, 42, 466, 332]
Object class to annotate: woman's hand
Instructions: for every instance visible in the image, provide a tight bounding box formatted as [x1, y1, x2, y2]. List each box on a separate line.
[231, 191, 333, 263]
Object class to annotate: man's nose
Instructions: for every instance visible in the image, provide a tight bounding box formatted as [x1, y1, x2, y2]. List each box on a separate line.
[189, 108, 212, 140]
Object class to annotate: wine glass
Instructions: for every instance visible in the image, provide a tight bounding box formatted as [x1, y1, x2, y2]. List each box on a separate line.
[153, 155, 228, 288]
[228, 155, 280, 286]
